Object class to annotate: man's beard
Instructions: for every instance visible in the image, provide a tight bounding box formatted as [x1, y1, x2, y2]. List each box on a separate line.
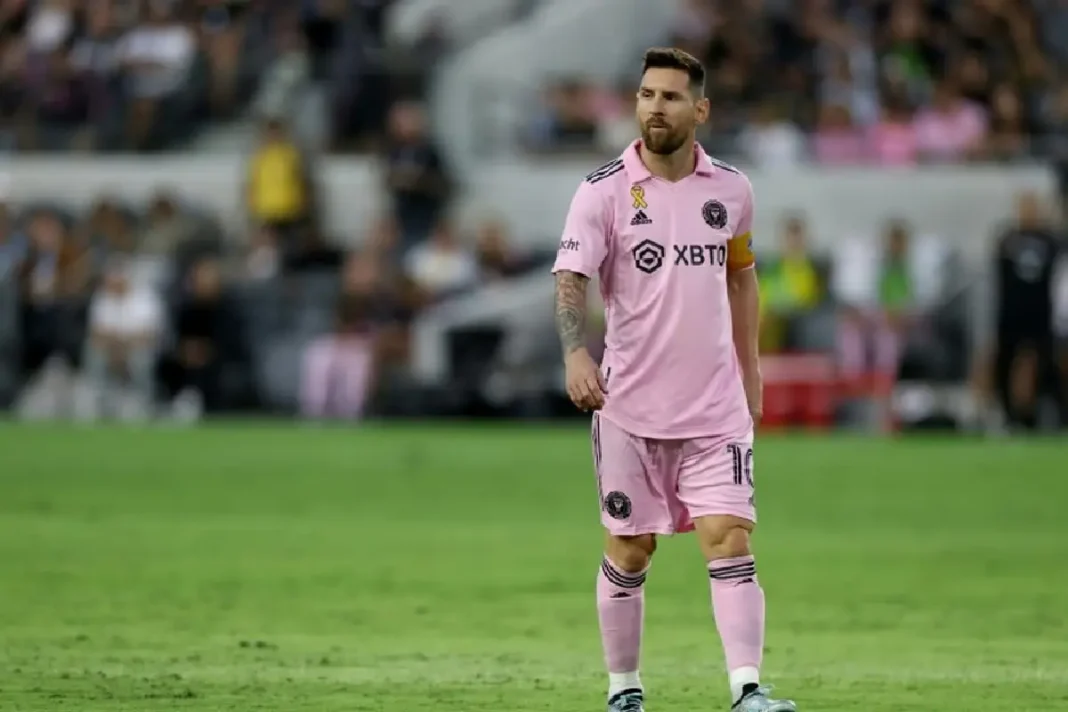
[640, 123, 688, 155]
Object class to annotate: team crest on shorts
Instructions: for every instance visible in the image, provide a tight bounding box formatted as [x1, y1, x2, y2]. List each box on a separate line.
[604, 491, 632, 520]
[702, 199, 728, 229]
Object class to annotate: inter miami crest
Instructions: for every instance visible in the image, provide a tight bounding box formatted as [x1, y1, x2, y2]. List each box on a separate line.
[702, 199, 728, 229]
[603, 491, 632, 520]
[631, 239, 665, 274]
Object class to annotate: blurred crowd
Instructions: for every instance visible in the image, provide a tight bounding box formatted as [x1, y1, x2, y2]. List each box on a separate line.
[0, 0, 429, 152]
[0, 102, 550, 421]
[530, 0, 1068, 167]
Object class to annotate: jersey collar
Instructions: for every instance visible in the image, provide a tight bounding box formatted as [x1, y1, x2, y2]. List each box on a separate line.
[623, 139, 716, 182]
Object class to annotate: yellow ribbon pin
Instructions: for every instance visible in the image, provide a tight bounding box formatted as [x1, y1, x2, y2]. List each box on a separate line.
[630, 185, 648, 210]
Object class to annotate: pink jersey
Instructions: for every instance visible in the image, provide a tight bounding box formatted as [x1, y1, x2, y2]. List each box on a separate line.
[553, 140, 754, 440]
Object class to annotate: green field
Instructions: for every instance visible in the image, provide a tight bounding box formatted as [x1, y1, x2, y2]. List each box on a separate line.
[1, 425, 1066, 711]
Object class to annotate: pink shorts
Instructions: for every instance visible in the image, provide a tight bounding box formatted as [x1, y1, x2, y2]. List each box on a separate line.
[591, 413, 756, 536]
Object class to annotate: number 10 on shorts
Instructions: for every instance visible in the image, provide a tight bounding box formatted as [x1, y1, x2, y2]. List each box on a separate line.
[727, 443, 754, 487]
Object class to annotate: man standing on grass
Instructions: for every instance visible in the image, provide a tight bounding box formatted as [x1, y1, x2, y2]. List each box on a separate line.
[552, 48, 796, 712]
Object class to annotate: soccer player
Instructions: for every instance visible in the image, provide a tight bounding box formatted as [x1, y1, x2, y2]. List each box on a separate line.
[552, 48, 797, 712]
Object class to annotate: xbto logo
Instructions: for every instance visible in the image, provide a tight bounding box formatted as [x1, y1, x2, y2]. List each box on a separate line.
[632, 240, 727, 273]
[673, 244, 727, 267]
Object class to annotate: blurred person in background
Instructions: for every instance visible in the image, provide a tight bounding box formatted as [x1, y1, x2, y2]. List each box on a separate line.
[162, 255, 236, 421]
[246, 117, 314, 249]
[528, 78, 599, 152]
[384, 100, 450, 251]
[403, 218, 478, 304]
[198, 0, 251, 120]
[340, 249, 412, 364]
[0, 203, 27, 280]
[82, 256, 163, 420]
[833, 219, 931, 409]
[978, 191, 1065, 431]
[115, 0, 197, 150]
[25, 0, 74, 55]
[738, 99, 805, 169]
[138, 190, 198, 258]
[19, 210, 89, 377]
[914, 79, 987, 163]
[981, 83, 1029, 162]
[300, 293, 377, 421]
[26, 41, 91, 151]
[876, 0, 940, 98]
[68, 0, 124, 151]
[475, 219, 532, 282]
[81, 197, 137, 271]
[811, 103, 863, 165]
[596, 81, 639, 155]
[758, 215, 822, 354]
[243, 224, 281, 282]
[251, 19, 311, 127]
[867, 91, 918, 166]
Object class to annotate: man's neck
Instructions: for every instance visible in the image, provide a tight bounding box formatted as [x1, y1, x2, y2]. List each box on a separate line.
[638, 140, 696, 182]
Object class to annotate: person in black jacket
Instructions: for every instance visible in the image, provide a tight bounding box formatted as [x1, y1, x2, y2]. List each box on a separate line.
[988, 191, 1064, 430]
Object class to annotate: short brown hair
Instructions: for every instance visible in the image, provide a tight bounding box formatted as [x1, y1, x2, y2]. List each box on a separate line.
[641, 47, 705, 96]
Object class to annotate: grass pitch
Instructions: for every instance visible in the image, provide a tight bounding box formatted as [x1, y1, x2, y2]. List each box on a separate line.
[0, 424, 1066, 711]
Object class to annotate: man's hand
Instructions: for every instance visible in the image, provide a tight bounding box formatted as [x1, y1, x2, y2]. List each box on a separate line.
[555, 270, 606, 411]
[565, 347, 607, 411]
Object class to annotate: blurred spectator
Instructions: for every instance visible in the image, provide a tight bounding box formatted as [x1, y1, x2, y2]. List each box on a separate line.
[982, 83, 1029, 162]
[0, 203, 27, 281]
[384, 101, 450, 249]
[403, 220, 478, 303]
[300, 293, 377, 421]
[739, 100, 806, 168]
[18, 210, 90, 374]
[833, 220, 928, 394]
[475, 219, 532, 282]
[528, 79, 599, 152]
[243, 225, 281, 282]
[116, 0, 197, 150]
[819, 50, 879, 129]
[83, 257, 163, 420]
[139, 190, 198, 258]
[25, 0, 74, 55]
[759, 215, 822, 353]
[876, 0, 940, 97]
[983, 192, 1064, 430]
[913, 80, 987, 163]
[812, 103, 864, 165]
[69, 0, 124, 150]
[246, 118, 313, 244]
[341, 250, 405, 324]
[198, 0, 250, 120]
[161, 256, 236, 420]
[26, 45, 91, 151]
[340, 248, 413, 363]
[81, 198, 141, 286]
[595, 82, 638, 155]
[252, 21, 311, 124]
[867, 92, 918, 166]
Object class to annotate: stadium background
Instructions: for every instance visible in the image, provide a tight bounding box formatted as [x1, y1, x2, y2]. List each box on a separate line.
[1, 1, 1066, 711]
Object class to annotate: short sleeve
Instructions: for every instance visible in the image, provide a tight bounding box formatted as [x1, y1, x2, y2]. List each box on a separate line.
[552, 180, 609, 278]
[727, 180, 756, 271]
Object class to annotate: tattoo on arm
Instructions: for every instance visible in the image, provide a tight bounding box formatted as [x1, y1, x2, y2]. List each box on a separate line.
[554, 271, 589, 355]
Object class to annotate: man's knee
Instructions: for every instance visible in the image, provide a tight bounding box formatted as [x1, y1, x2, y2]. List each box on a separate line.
[694, 515, 754, 561]
[605, 532, 656, 573]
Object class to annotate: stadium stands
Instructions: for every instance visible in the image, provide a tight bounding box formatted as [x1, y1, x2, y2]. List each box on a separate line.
[0, 0, 1066, 430]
